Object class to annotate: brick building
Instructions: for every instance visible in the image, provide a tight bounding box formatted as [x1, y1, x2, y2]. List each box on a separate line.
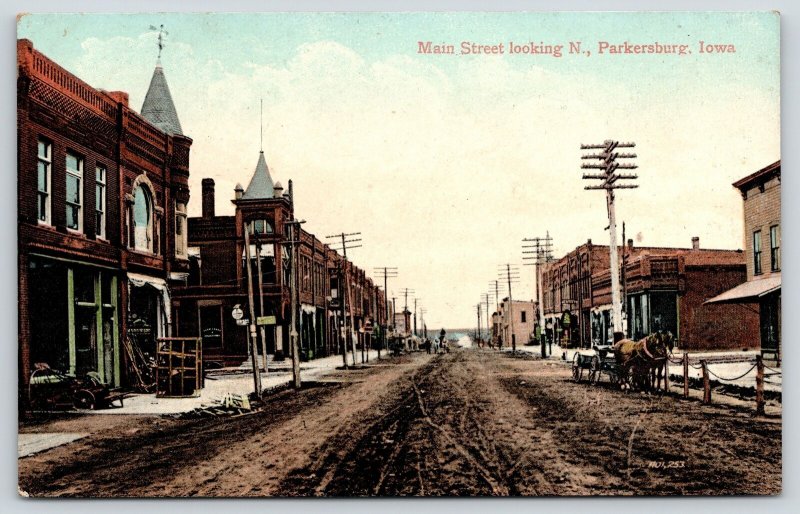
[18, 39, 192, 389]
[708, 161, 781, 361]
[171, 154, 386, 366]
[542, 237, 759, 351]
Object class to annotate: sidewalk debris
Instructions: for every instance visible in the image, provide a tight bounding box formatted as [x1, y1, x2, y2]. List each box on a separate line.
[179, 392, 253, 418]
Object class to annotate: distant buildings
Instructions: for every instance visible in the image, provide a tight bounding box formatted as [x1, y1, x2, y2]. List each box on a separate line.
[172, 166, 386, 366]
[707, 161, 781, 361]
[492, 298, 536, 347]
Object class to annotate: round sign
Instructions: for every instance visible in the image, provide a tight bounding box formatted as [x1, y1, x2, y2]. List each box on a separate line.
[231, 304, 244, 320]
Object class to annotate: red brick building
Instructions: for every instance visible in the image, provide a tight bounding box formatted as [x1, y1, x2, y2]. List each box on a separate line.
[171, 155, 386, 366]
[18, 39, 192, 389]
[541, 237, 759, 351]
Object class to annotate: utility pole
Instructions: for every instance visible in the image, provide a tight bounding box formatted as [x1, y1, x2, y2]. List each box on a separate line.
[327, 232, 362, 366]
[413, 297, 418, 337]
[373, 267, 397, 359]
[253, 98, 269, 371]
[523, 233, 553, 349]
[581, 140, 638, 340]
[476, 303, 482, 345]
[253, 229, 268, 372]
[391, 297, 397, 328]
[419, 307, 427, 339]
[498, 264, 520, 352]
[488, 280, 500, 346]
[480, 293, 491, 345]
[285, 218, 306, 389]
[243, 222, 262, 396]
[621, 221, 628, 336]
[399, 288, 415, 338]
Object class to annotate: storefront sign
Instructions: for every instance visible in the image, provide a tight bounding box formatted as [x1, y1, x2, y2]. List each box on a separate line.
[236, 318, 249, 326]
[257, 315, 276, 326]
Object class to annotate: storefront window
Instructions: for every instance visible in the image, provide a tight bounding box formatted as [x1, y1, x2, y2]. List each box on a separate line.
[28, 259, 119, 386]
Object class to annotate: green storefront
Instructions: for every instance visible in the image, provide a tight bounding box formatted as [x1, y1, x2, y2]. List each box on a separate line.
[28, 256, 121, 387]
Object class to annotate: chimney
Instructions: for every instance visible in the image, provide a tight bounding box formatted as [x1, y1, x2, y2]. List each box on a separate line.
[627, 238, 634, 249]
[691, 236, 700, 250]
[106, 91, 129, 107]
[201, 178, 215, 218]
[234, 183, 244, 200]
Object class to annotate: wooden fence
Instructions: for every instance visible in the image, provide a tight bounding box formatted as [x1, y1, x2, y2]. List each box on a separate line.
[668, 353, 771, 415]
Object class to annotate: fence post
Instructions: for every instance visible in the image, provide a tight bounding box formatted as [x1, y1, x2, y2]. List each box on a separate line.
[683, 353, 689, 399]
[755, 355, 765, 416]
[701, 359, 711, 404]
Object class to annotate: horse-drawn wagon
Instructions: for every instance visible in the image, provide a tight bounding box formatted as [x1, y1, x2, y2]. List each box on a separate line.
[571, 345, 621, 385]
[570, 332, 674, 392]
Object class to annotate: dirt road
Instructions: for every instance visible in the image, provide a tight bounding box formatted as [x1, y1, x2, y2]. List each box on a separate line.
[18, 348, 781, 497]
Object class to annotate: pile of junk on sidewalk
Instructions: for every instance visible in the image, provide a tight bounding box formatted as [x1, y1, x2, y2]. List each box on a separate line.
[27, 336, 211, 411]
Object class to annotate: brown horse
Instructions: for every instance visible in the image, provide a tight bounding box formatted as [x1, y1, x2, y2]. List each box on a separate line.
[647, 332, 674, 392]
[613, 333, 671, 392]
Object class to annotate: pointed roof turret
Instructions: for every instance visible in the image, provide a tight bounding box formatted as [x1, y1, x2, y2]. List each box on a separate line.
[141, 60, 183, 135]
[241, 151, 275, 200]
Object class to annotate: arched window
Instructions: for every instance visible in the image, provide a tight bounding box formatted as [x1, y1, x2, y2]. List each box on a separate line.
[133, 185, 153, 251]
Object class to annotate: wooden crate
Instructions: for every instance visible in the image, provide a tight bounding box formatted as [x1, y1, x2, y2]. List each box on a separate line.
[155, 337, 203, 398]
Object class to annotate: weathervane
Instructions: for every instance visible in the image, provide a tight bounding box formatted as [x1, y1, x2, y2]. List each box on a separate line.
[149, 24, 168, 59]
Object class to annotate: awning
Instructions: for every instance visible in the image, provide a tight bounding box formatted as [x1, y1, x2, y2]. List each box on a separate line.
[128, 272, 172, 324]
[705, 275, 781, 304]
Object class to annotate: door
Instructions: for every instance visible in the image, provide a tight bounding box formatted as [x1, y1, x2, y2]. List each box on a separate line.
[74, 307, 97, 377]
[199, 304, 223, 350]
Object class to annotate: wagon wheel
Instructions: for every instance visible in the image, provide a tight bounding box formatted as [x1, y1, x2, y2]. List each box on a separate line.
[589, 356, 601, 385]
[571, 354, 583, 382]
[73, 390, 96, 410]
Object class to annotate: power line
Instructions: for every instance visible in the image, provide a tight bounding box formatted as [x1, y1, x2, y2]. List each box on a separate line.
[497, 263, 521, 353]
[581, 140, 638, 338]
[326, 231, 362, 366]
[373, 267, 398, 357]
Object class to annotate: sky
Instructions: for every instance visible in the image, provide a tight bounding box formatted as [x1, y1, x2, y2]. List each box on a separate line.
[17, 12, 780, 328]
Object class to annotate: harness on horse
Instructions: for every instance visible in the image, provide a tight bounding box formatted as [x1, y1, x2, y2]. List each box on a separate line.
[641, 336, 655, 360]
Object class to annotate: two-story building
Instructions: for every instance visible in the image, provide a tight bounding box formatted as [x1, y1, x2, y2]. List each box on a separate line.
[495, 298, 537, 348]
[707, 161, 781, 362]
[542, 236, 759, 351]
[171, 154, 386, 366]
[18, 39, 192, 390]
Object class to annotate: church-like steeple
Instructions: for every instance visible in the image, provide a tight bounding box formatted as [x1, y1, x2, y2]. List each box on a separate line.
[241, 151, 275, 200]
[141, 60, 183, 136]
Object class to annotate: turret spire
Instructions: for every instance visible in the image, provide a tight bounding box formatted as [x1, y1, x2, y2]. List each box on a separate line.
[140, 25, 183, 136]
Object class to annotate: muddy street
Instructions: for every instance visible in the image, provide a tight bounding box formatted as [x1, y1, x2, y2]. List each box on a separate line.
[19, 348, 781, 497]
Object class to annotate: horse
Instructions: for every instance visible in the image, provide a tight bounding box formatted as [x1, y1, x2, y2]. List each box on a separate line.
[646, 332, 674, 392]
[613, 333, 671, 392]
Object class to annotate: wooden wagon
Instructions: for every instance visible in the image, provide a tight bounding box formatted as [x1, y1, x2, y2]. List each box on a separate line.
[571, 345, 621, 385]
